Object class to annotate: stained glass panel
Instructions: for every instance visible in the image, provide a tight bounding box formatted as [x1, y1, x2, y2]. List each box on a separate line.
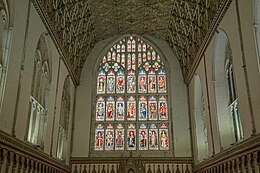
[95, 124, 104, 151]
[95, 36, 170, 152]
[148, 96, 157, 120]
[107, 71, 115, 94]
[159, 96, 168, 120]
[116, 97, 124, 121]
[139, 124, 148, 150]
[106, 97, 115, 121]
[96, 97, 105, 121]
[116, 71, 125, 93]
[159, 124, 169, 150]
[127, 124, 136, 150]
[105, 124, 114, 150]
[139, 96, 147, 120]
[138, 70, 147, 93]
[115, 124, 124, 150]
[127, 96, 136, 121]
[149, 124, 158, 150]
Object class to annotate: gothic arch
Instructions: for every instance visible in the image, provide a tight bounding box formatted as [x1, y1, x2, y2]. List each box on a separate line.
[213, 29, 243, 149]
[194, 74, 208, 163]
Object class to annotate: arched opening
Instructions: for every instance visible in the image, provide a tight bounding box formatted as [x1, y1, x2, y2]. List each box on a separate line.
[57, 76, 71, 161]
[213, 30, 243, 149]
[27, 33, 52, 148]
[194, 74, 208, 162]
[92, 35, 171, 155]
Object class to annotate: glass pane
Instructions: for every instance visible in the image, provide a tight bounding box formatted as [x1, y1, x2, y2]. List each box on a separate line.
[138, 71, 147, 93]
[158, 74, 166, 93]
[116, 71, 125, 93]
[148, 96, 157, 120]
[127, 71, 136, 93]
[105, 124, 114, 150]
[127, 124, 136, 150]
[139, 96, 147, 120]
[159, 128, 169, 150]
[106, 97, 115, 121]
[95, 124, 104, 151]
[97, 75, 106, 94]
[115, 124, 124, 150]
[149, 124, 158, 150]
[116, 97, 124, 121]
[96, 97, 105, 121]
[148, 74, 156, 93]
[107, 71, 115, 94]
[159, 96, 168, 120]
[127, 96, 136, 120]
[139, 124, 148, 150]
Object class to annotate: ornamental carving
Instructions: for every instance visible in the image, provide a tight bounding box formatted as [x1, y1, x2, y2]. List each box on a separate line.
[37, 0, 223, 81]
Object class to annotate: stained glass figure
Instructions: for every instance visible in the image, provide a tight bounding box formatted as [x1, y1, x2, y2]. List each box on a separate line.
[127, 70, 136, 93]
[115, 124, 124, 150]
[139, 124, 148, 150]
[147, 51, 151, 61]
[106, 97, 115, 121]
[152, 51, 156, 60]
[121, 54, 125, 67]
[132, 54, 136, 70]
[117, 44, 121, 52]
[112, 51, 116, 61]
[158, 71, 166, 93]
[117, 54, 121, 63]
[95, 124, 104, 151]
[116, 97, 124, 121]
[138, 43, 142, 52]
[107, 52, 111, 61]
[148, 72, 156, 93]
[132, 39, 136, 52]
[138, 70, 147, 93]
[139, 96, 147, 120]
[127, 40, 131, 52]
[127, 124, 136, 150]
[105, 124, 114, 150]
[148, 96, 157, 120]
[96, 97, 105, 121]
[138, 53, 142, 67]
[159, 96, 168, 120]
[116, 71, 125, 93]
[127, 96, 136, 120]
[107, 71, 115, 93]
[143, 53, 147, 62]
[97, 73, 106, 94]
[143, 44, 146, 52]
[149, 124, 158, 150]
[127, 54, 131, 70]
[122, 44, 125, 52]
[159, 124, 169, 150]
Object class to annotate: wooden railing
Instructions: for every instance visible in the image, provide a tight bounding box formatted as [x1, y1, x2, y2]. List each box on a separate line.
[194, 134, 260, 173]
[0, 130, 70, 173]
[71, 157, 192, 173]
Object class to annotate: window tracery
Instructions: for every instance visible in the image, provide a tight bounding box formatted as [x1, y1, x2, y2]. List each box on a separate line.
[93, 36, 170, 152]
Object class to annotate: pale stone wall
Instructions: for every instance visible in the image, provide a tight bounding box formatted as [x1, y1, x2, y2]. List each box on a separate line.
[0, 2, 76, 164]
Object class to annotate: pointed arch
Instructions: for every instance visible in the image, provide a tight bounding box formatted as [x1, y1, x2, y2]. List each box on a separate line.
[194, 74, 208, 162]
[213, 29, 243, 149]
[27, 33, 52, 148]
[92, 35, 171, 155]
[57, 75, 71, 161]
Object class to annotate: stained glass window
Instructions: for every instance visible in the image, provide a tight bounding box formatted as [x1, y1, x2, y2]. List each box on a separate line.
[94, 36, 170, 152]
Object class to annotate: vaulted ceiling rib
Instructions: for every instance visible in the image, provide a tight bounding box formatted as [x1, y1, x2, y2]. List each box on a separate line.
[37, 0, 224, 82]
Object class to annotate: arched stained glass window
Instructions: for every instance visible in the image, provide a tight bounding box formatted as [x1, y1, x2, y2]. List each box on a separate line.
[94, 36, 170, 152]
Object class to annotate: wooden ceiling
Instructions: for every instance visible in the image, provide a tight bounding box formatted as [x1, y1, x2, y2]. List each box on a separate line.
[34, 0, 230, 84]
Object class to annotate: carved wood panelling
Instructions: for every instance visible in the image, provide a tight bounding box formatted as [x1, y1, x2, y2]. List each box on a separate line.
[35, 0, 225, 83]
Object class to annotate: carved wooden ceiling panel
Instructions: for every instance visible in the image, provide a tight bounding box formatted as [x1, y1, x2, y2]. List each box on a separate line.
[38, 0, 224, 81]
